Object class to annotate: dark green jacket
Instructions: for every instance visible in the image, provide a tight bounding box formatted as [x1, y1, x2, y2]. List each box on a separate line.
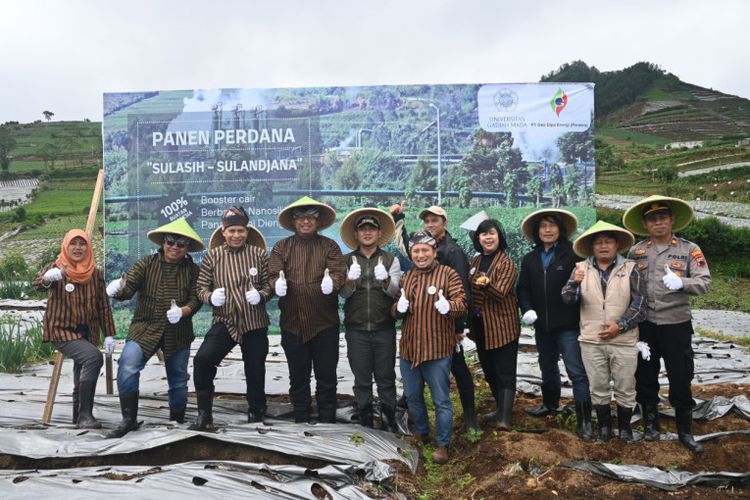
[340, 248, 399, 331]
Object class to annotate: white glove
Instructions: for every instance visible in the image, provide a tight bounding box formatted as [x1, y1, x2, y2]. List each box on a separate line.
[321, 268, 333, 295]
[374, 256, 388, 281]
[43, 267, 63, 282]
[167, 300, 183, 324]
[210, 287, 226, 307]
[106, 278, 124, 297]
[275, 270, 287, 297]
[434, 289, 450, 315]
[396, 288, 410, 313]
[246, 285, 261, 305]
[347, 256, 361, 281]
[662, 265, 684, 290]
[104, 336, 116, 355]
[636, 341, 651, 361]
[522, 310, 538, 325]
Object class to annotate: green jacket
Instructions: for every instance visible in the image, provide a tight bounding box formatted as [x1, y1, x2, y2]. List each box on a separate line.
[340, 248, 400, 331]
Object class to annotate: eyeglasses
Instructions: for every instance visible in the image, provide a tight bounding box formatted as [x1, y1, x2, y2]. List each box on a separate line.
[164, 235, 189, 249]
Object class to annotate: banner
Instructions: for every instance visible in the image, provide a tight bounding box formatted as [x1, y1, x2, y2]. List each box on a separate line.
[103, 83, 595, 334]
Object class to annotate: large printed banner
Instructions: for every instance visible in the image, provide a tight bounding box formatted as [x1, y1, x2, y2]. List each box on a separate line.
[103, 83, 595, 334]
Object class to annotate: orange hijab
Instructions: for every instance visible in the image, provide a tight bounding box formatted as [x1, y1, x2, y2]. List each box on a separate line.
[55, 229, 95, 284]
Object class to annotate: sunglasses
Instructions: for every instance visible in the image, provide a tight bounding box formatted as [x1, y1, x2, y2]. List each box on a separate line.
[164, 235, 189, 249]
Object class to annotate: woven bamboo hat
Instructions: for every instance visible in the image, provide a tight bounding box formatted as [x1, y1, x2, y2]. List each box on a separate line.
[521, 208, 578, 242]
[209, 225, 267, 251]
[147, 218, 204, 252]
[622, 195, 694, 236]
[278, 196, 337, 232]
[339, 208, 395, 250]
[573, 220, 635, 258]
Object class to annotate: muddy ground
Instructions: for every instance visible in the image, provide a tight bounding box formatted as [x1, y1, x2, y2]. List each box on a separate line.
[392, 383, 750, 499]
[1, 384, 748, 498]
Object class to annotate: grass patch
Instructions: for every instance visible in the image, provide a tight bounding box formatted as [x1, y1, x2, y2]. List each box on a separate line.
[596, 127, 671, 147]
[690, 272, 750, 314]
[694, 329, 750, 347]
[0, 320, 56, 373]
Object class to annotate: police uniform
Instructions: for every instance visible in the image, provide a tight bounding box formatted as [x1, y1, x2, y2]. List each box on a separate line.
[627, 235, 711, 410]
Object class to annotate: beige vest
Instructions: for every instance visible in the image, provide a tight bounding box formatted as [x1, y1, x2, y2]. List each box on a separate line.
[578, 259, 638, 346]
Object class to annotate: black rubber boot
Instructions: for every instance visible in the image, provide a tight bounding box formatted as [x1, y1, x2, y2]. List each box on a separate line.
[463, 405, 481, 433]
[594, 404, 612, 442]
[318, 407, 336, 424]
[676, 407, 703, 453]
[247, 407, 265, 424]
[170, 407, 186, 424]
[72, 386, 80, 425]
[106, 392, 140, 438]
[188, 389, 214, 431]
[496, 389, 515, 431]
[525, 385, 560, 417]
[76, 380, 102, 429]
[575, 400, 594, 441]
[294, 406, 310, 423]
[358, 404, 374, 428]
[617, 405, 634, 443]
[381, 406, 399, 433]
[641, 404, 661, 441]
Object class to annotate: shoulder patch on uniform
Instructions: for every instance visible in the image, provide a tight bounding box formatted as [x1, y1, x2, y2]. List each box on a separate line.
[634, 248, 646, 255]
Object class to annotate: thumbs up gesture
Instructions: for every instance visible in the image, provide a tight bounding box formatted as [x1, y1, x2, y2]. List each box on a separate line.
[374, 256, 388, 281]
[397, 287, 410, 313]
[106, 274, 125, 297]
[167, 299, 183, 324]
[246, 282, 261, 305]
[662, 264, 684, 290]
[210, 287, 226, 307]
[347, 256, 362, 281]
[275, 270, 287, 297]
[574, 262, 586, 283]
[44, 267, 64, 283]
[434, 289, 450, 315]
[321, 268, 333, 295]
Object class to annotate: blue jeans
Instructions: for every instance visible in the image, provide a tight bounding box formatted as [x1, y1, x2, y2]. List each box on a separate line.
[535, 329, 590, 402]
[117, 339, 191, 410]
[400, 356, 453, 447]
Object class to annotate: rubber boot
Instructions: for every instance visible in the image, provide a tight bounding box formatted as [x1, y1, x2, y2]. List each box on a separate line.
[617, 405, 634, 443]
[463, 405, 481, 433]
[188, 389, 214, 431]
[676, 407, 703, 453]
[594, 404, 612, 442]
[170, 408, 186, 424]
[496, 389, 515, 431]
[106, 392, 140, 438]
[526, 385, 560, 417]
[358, 404, 374, 428]
[318, 407, 336, 424]
[641, 404, 661, 441]
[72, 386, 80, 425]
[575, 400, 594, 441]
[247, 407, 265, 424]
[76, 380, 102, 429]
[381, 406, 399, 433]
[294, 406, 310, 423]
[482, 389, 499, 420]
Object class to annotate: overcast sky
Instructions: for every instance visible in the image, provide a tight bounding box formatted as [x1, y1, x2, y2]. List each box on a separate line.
[1, 0, 747, 124]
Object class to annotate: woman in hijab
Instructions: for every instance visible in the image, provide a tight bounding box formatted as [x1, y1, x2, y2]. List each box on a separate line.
[33, 229, 116, 429]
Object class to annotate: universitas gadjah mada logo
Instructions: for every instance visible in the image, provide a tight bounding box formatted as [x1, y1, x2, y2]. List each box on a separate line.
[551, 88, 568, 116]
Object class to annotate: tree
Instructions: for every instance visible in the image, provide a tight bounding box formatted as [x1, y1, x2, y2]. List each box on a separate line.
[37, 142, 60, 170]
[0, 126, 17, 173]
[525, 162, 544, 207]
[43, 110, 54, 123]
[558, 129, 594, 202]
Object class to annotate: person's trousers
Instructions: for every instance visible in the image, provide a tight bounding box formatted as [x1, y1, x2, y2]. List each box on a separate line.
[636, 320, 696, 410]
[281, 325, 339, 414]
[452, 343, 475, 409]
[475, 328, 519, 394]
[400, 356, 453, 447]
[53, 338, 103, 384]
[535, 328, 591, 402]
[345, 327, 397, 412]
[194, 323, 269, 413]
[579, 342, 637, 408]
[117, 339, 191, 409]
